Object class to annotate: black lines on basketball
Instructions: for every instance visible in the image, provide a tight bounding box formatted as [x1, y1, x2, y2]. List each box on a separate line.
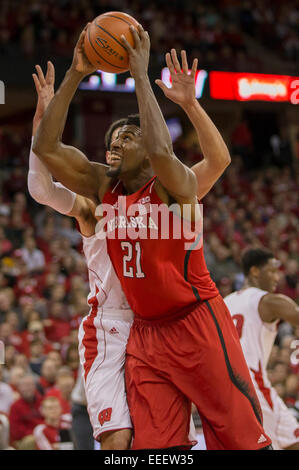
[87, 26, 124, 70]
[94, 23, 127, 53]
[101, 14, 133, 26]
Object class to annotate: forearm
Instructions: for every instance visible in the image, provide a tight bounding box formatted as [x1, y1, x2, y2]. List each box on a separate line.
[134, 75, 173, 158]
[33, 69, 83, 155]
[183, 99, 231, 168]
[28, 139, 76, 214]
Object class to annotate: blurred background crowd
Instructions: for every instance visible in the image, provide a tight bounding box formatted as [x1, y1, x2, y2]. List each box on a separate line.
[0, 0, 298, 451]
[0, 0, 298, 73]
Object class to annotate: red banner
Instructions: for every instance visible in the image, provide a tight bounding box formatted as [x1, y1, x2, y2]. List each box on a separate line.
[210, 72, 299, 104]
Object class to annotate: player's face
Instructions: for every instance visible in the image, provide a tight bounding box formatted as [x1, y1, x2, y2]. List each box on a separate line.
[107, 125, 147, 177]
[258, 258, 280, 292]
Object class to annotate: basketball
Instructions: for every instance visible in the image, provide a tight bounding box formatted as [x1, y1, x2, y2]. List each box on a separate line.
[83, 11, 140, 73]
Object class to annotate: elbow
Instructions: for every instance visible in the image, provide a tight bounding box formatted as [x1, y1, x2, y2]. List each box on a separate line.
[222, 149, 231, 169]
[27, 172, 48, 206]
[32, 134, 57, 160]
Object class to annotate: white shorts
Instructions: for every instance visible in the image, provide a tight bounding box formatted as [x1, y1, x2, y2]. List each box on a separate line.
[78, 307, 133, 440]
[252, 374, 299, 450]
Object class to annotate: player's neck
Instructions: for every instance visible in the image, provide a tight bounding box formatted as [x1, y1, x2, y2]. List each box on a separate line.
[246, 278, 260, 289]
[120, 168, 153, 194]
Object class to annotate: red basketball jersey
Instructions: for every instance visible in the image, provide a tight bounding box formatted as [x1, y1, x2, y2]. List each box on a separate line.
[103, 176, 218, 319]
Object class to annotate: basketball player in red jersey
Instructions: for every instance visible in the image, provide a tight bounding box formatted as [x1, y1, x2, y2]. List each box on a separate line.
[33, 25, 272, 449]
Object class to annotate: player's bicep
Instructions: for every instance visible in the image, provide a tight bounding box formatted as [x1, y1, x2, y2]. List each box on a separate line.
[259, 293, 299, 325]
[191, 159, 227, 200]
[36, 143, 104, 199]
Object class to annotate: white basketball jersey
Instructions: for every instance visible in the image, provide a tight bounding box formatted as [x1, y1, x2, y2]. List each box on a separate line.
[82, 234, 131, 313]
[224, 287, 279, 376]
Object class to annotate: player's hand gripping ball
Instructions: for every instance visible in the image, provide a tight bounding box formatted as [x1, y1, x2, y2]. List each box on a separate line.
[84, 11, 140, 73]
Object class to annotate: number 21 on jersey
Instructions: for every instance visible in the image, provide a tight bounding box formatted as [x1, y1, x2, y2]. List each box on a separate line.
[121, 241, 145, 278]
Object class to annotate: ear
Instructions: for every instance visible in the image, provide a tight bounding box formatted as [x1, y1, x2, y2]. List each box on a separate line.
[105, 150, 111, 164]
[250, 266, 260, 278]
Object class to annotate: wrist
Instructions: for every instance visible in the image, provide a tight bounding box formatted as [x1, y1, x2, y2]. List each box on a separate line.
[67, 67, 87, 81]
[180, 98, 199, 112]
[133, 72, 150, 84]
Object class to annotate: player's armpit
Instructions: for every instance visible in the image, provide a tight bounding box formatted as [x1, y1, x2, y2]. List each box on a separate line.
[259, 293, 299, 325]
[33, 140, 108, 201]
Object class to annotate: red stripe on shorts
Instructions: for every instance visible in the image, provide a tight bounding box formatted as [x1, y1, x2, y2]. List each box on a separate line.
[82, 287, 99, 381]
[250, 361, 274, 410]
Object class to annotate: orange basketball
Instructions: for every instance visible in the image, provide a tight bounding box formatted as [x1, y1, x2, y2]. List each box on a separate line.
[84, 11, 140, 73]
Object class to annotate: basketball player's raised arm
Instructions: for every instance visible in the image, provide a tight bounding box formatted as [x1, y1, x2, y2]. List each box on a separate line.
[155, 50, 231, 201]
[33, 27, 106, 201]
[121, 26, 197, 200]
[259, 293, 299, 326]
[29, 60, 88, 219]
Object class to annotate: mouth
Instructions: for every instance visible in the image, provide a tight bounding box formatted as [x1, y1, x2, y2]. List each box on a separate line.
[109, 154, 122, 165]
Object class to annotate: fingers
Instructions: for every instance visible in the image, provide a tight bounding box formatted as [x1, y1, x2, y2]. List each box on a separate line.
[35, 64, 46, 87]
[181, 50, 189, 74]
[76, 24, 90, 49]
[171, 49, 181, 73]
[45, 61, 55, 86]
[166, 53, 176, 76]
[121, 24, 149, 51]
[32, 73, 41, 93]
[155, 79, 169, 94]
[191, 58, 198, 78]
[166, 50, 197, 76]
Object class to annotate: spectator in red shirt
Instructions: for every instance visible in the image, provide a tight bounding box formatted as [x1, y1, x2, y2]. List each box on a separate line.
[44, 302, 71, 344]
[33, 396, 73, 450]
[9, 374, 43, 449]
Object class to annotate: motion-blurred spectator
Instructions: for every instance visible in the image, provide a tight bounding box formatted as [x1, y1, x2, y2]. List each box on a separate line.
[9, 375, 43, 450]
[36, 359, 57, 396]
[45, 367, 75, 415]
[20, 237, 45, 273]
[33, 396, 73, 450]
[0, 365, 14, 415]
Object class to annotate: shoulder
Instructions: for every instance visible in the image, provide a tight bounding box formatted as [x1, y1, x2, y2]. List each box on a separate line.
[258, 293, 281, 323]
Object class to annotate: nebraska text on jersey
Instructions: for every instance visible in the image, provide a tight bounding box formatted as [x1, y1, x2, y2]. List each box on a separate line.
[95, 198, 203, 250]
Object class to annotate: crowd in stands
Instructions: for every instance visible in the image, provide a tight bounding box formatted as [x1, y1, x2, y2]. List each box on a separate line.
[0, 0, 298, 73]
[0, 115, 298, 448]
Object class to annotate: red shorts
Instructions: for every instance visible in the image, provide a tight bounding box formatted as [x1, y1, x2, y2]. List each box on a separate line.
[125, 295, 272, 450]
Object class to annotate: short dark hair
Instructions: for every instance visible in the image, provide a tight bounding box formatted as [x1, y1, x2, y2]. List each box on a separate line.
[126, 113, 140, 127]
[104, 114, 141, 150]
[241, 248, 274, 276]
[104, 118, 128, 150]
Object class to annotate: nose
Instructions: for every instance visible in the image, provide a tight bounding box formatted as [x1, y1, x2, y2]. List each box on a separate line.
[110, 137, 122, 152]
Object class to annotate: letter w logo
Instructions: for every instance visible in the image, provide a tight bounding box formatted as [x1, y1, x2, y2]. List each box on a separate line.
[98, 408, 112, 426]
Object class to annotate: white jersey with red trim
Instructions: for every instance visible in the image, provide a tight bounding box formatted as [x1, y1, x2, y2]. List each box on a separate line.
[224, 287, 299, 449]
[78, 234, 134, 439]
[82, 234, 131, 312]
[224, 287, 278, 378]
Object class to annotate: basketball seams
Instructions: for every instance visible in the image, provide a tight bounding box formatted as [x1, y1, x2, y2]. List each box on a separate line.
[94, 23, 128, 53]
[87, 25, 126, 71]
[101, 13, 137, 27]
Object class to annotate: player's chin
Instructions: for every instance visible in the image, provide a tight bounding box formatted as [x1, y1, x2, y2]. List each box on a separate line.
[106, 165, 121, 177]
